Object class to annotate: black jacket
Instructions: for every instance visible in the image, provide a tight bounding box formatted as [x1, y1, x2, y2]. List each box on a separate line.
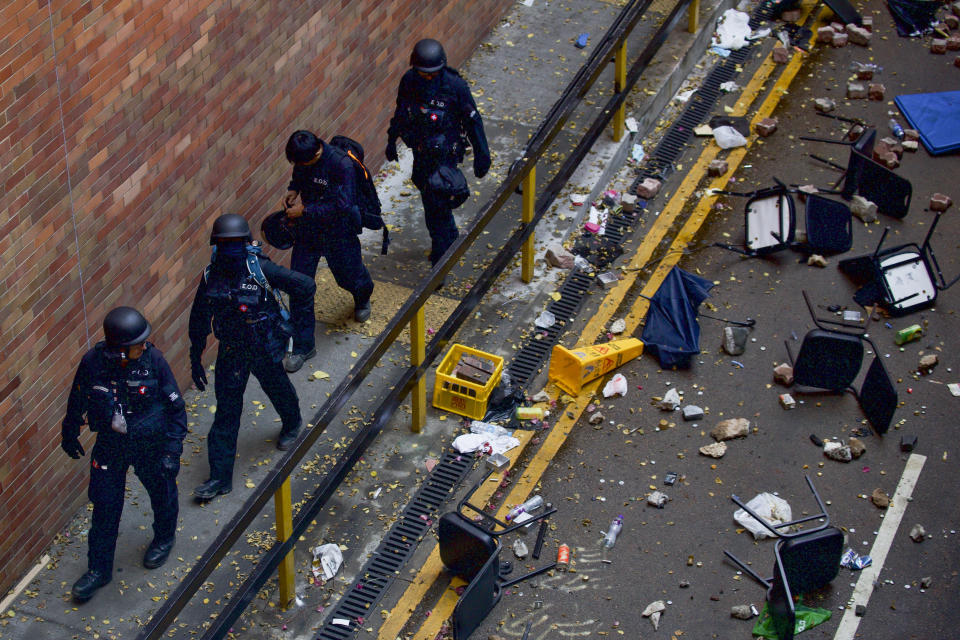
[287, 142, 362, 240]
[387, 67, 490, 167]
[61, 342, 187, 456]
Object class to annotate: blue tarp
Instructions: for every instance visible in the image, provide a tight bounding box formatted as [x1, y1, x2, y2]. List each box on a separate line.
[895, 91, 960, 156]
[641, 267, 714, 369]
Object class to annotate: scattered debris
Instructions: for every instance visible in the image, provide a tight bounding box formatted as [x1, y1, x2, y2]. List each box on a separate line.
[731, 604, 755, 619]
[531, 389, 551, 403]
[909, 524, 926, 542]
[779, 393, 797, 409]
[871, 488, 891, 509]
[660, 388, 682, 410]
[636, 177, 662, 198]
[609, 318, 626, 334]
[841, 548, 873, 570]
[723, 326, 749, 355]
[708, 159, 729, 176]
[513, 539, 529, 559]
[814, 97, 836, 112]
[807, 254, 828, 268]
[848, 437, 866, 459]
[713, 125, 748, 149]
[311, 544, 344, 583]
[900, 434, 918, 452]
[545, 244, 576, 269]
[589, 411, 604, 425]
[641, 600, 666, 630]
[682, 405, 704, 421]
[603, 373, 628, 398]
[647, 490, 669, 508]
[930, 193, 952, 212]
[711, 417, 750, 441]
[824, 440, 853, 462]
[773, 362, 794, 386]
[734, 493, 792, 539]
[920, 576, 933, 589]
[699, 441, 728, 458]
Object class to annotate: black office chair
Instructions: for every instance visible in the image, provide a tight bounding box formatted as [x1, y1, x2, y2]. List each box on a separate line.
[723, 476, 845, 640]
[784, 291, 897, 434]
[806, 128, 912, 219]
[439, 469, 557, 640]
[839, 212, 958, 317]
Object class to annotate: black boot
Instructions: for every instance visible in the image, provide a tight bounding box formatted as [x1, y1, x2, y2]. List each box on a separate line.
[193, 478, 232, 501]
[276, 422, 302, 451]
[143, 538, 175, 569]
[72, 570, 111, 602]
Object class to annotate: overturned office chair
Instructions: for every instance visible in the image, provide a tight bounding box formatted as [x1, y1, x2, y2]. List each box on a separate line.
[806, 127, 912, 219]
[723, 476, 845, 640]
[839, 211, 958, 317]
[784, 291, 897, 434]
[439, 469, 557, 640]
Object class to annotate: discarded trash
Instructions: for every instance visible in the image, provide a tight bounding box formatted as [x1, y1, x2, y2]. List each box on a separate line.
[631, 143, 646, 163]
[534, 310, 556, 329]
[711, 417, 749, 441]
[900, 434, 918, 452]
[641, 600, 666, 631]
[709, 45, 732, 57]
[949, 383, 960, 397]
[841, 548, 873, 570]
[849, 437, 866, 459]
[723, 326, 749, 355]
[719, 80, 741, 92]
[312, 543, 344, 583]
[486, 453, 510, 470]
[918, 354, 938, 373]
[920, 576, 933, 589]
[909, 524, 926, 542]
[895, 324, 923, 345]
[734, 493, 792, 540]
[433, 344, 504, 420]
[694, 123, 714, 136]
[810, 433, 823, 447]
[773, 362, 794, 386]
[699, 441, 727, 458]
[575, 33, 589, 48]
[713, 125, 748, 149]
[713, 9, 752, 50]
[664, 471, 678, 486]
[824, 440, 853, 462]
[601, 515, 624, 548]
[659, 388, 682, 410]
[588, 411, 604, 425]
[624, 117, 639, 133]
[731, 604, 755, 619]
[569, 193, 587, 206]
[516, 406, 544, 420]
[556, 543, 571, 570]
[506, 495, 544, 522]
[548, 339, 643, 395]
[597, 271, 619, 289]
[470, 420, 512, 438]
[603, 373, 628, 398]
[452, 432, 520, 456]
[753, 602, 831, 638]
[513, 539, 529, 559]
[647, 491, 668, 508]
[609, 318, 626, 334]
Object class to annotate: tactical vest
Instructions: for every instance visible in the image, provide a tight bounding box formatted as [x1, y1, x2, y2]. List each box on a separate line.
[87, 343, 166, 437]
[401, 71, 465, 160]
[204, 258, 286, 357]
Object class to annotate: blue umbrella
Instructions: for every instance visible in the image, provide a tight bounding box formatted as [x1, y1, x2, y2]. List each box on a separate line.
[641, 267, 715, 369]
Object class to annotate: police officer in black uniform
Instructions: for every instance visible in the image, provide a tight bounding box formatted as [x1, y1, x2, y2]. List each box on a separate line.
[61, 307, 187, 602]
[385, 38, 491, 267]
[281, 131, 375, 373]
[189, 214, 315, 501]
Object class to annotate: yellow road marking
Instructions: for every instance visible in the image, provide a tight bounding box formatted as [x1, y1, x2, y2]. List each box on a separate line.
[383, 4, 823, 638]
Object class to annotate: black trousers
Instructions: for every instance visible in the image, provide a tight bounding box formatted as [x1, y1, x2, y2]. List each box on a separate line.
[207, 344, 301, 483]
[88, 432, 178, 574]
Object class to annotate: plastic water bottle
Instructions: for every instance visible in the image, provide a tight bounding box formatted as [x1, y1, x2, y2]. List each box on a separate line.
[888, 119, 904, 141]
[506, 495, 544, 521]
[602, 515, 624, 549]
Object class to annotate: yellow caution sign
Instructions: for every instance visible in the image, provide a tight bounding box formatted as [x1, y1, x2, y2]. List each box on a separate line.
[548, 338, 643, 395]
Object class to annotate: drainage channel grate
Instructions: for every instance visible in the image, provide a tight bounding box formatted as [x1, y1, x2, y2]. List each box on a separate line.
[314, 451, 475, 640]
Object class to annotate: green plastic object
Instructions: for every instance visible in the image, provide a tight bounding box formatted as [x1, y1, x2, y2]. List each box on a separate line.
[752, 602, 832, 639]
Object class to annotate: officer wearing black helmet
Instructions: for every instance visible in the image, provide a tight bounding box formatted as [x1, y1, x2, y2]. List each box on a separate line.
[61, 307, 187, 602]
[280, 130, 375, 372]
[188, 214, 316, 501]
[385, 38, 491, 267]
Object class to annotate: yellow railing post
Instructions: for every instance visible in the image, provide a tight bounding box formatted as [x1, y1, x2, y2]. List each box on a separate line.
[613, 40, 627, 142]
[410, 305, 426, 432]
[521, 166, 536, 283]
[688, 0, 700, 33]
[274, 477, 295, 609]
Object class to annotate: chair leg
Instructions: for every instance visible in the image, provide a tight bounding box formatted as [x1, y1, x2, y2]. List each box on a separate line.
[723, 550, 771, 587]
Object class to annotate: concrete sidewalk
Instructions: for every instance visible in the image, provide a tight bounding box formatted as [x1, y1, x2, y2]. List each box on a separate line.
[0, 0, 734, 638]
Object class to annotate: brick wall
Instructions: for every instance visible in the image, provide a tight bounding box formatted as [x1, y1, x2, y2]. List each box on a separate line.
[0, 0, 512, 594]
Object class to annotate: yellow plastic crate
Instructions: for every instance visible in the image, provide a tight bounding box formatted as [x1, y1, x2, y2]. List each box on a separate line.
[432, 344, 504, 420]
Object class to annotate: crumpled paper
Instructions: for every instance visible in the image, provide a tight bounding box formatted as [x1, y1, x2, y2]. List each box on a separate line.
[452, 433, 520, 456]
[311, 543, 343, 582]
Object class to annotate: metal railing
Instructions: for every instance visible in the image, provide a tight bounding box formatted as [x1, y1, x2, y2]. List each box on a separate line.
[135, 0, 694, 636]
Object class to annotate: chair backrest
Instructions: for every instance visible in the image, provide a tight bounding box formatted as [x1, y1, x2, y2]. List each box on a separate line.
[439, 512, 499, 582]
[793, 329, 863, 391]
[745, 188, 795, 254]
[452, 547, 503, 640]
[776, 526, 844, 594]
[858, 356, 897, 434]
[805, 195, 852, 254]
[849, 149, 912, 218]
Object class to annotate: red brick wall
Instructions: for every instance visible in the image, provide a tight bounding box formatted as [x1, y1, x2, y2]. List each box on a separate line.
[0, 0, 512, 593]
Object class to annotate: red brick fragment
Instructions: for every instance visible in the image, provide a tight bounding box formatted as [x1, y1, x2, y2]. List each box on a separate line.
[930, 193, 953, 212]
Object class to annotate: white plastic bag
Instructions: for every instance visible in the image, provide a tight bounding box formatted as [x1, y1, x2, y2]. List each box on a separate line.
[733, 492, 793, 540]
[311, 543, 343, 582]
[713, 9, 751, 50]
[603, 373, 628, 398]
[713, 125, 747, 149]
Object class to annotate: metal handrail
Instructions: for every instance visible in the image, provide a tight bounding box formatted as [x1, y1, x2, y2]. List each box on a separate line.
[135, 0, 690, 636]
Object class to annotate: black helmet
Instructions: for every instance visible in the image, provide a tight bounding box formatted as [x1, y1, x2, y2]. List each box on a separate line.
[103, 306, 151, 347]
[285, 130, 323, 164]
[410, 39, 446, 73]
[210, 213, 252, 245]
[261, 210, 295, 250]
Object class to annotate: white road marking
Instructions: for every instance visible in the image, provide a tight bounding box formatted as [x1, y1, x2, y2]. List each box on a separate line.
[833, 453, 926, 640]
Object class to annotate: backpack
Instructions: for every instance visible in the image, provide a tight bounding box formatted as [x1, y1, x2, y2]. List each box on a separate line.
[329, 135, 390, 255]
